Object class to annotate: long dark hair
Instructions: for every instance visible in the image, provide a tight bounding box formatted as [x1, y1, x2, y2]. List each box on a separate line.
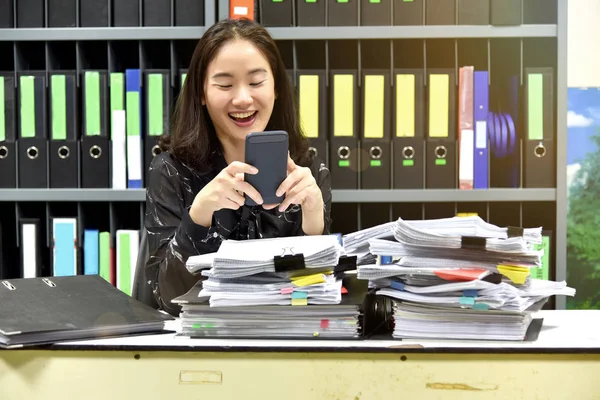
[159, 18, 310, 171]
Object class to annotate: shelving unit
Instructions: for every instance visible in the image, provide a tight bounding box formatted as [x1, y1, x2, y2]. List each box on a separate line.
[0, 0, 568, 308]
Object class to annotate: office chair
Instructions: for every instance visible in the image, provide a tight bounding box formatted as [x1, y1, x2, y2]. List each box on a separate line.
[132, 228, 160, 309]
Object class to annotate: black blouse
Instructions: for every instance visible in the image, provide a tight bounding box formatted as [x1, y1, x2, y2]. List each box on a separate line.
[144, 150, 333, 316]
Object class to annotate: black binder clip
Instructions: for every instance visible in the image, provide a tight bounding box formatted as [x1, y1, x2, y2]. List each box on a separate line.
[274, 247, 306, 272]
[461, 236, 487, 250]
[507, 226, 524, 238]
[334, 255, 357, 279]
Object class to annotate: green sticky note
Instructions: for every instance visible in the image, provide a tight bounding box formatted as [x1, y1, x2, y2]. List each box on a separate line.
[460, 296, 475, 306]
[338, 160, 350, 167]
[473, 303, 489, 311]
[148, 74, 163, 137]
[0, 77, 4, 142]
[435, 159, 446, 165]
[337, 0, 348, 3]
[51, 75, 67, 140]
[126, 91, 140, 137]
[110, 73, 124, 111]
[403, 0, 414, 2]
[98, 232, 110, 283]
[528, 73, 544, 140]
[370, 0, 381, 3]
[370, 159, 381, 167]
[85, 71, 101, 136]
[20, 76, 35, 138]
[403, 159, 414, 167]
[272, 0, 283, 2]
[118, 232, 131, 296]
[305, 0, 316, 3]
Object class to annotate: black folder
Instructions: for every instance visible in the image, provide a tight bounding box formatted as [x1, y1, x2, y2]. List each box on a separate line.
[112, 0, 140, 26]
[328, 0, 358, 26]
[0, 73, 17, 188]
[144, 70, 171, 185]
[394, 0, 423, 25]
[143, 0, 171, 26]
[49, 71, 79, 188]
[524, 67, 555, 188]
[174, 0, 204, 26]
[48, 0, 77, 27]
[296, 0, 325, 26]
[261, 0, 293, 26]
[0, 0, 14, 28]
[17, 0, 45, 27]
[81, 70, 110, 188]
[425, 0, 455, 25]
[393, 69, 425, 189]
[18, 72, 48, 189]
[490, 0, 521, 26]
[80, 0, 109, 26]
[0, 275, 174, 348]
[458, 0, 489, 25]
[361, 0, 392, 25]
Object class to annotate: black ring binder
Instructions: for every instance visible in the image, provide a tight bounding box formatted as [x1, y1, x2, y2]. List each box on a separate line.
[460, 236, 487, 249]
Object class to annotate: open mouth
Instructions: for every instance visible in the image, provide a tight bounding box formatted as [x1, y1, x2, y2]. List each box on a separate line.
[229, 111, 257, 124]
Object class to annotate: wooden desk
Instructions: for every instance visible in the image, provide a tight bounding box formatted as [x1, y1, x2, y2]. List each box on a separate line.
[1, 310, 600, 400]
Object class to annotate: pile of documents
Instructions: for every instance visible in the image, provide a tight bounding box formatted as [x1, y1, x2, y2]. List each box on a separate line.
[358, 216, 576, 341]
[178, 235, 365, 339]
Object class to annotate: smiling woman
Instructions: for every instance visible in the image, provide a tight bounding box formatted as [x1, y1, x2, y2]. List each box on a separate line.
[144, 18, 333, 316]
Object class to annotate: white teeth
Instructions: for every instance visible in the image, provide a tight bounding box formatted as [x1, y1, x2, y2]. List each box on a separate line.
[229, 111, 255, 119]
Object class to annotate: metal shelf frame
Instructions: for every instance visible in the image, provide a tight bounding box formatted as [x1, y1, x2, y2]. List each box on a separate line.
[0, 24, 556, 41]
[0, 189, 556, 203]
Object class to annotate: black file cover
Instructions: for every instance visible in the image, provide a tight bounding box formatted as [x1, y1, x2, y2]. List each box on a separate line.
[524, 67, 554, 188]
[393, 69, 425, 189]
[361, 0, 392, 25]
[0, 0, 14, 28]
[523, 0, 556, 24]
[48, 0, 77, 27]
[425, 68, 456, 189]
[329, 70, 359, 189]
[17, 0, 45, 27]
[144, 70, 171, 185]
[261, 0, 293, 27]
[18, 72, 48, 189]
[296, 0, 325, 26]
[0, 73, 17, 188]
[490, 0, 521, 26]
[80, 0, 109, 27]
[113, 0, 140, 26]
[143, 0, 170, 26]
[328, 0, 358, 26]
[49, 71, 79, 188]
[458, 0, 489, 25]
[81, 70, 110, 188]
[394, 0, 423, 26]
[425, 0, 455, 25]
[0, 275, 174, 348]
[174, 0, 204, 26]
[360, 70, 391, 189]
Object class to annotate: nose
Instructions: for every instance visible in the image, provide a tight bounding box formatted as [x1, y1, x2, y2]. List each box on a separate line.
[232, 86, 253, 107]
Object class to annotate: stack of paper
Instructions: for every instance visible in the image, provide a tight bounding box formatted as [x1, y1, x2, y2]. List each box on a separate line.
[357, 216, 576, 341]
[179, 235, 365, 339]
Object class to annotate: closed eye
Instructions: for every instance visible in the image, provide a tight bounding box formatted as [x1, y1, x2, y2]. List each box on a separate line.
[250, 80, 266, 87]
[216, 84, 232, 88]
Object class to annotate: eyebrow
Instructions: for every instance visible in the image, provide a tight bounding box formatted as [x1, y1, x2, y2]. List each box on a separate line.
[211, 68, 268, 79]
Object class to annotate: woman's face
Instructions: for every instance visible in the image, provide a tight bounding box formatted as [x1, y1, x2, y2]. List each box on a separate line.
[203, 38, 276, 143]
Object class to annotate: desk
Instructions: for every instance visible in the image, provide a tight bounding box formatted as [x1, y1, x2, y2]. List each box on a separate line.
[1, 310, 600, 399]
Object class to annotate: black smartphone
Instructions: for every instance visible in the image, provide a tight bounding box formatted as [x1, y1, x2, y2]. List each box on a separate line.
[244, 130, 289, 206]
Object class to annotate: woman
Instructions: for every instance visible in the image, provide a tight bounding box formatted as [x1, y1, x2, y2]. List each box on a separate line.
[144, 18, 332, 316]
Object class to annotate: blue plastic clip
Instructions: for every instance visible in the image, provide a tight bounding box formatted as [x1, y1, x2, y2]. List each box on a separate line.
[463, 289, 478, 297]
[390, 281, 405, 291]
[380, 256, 393, 265]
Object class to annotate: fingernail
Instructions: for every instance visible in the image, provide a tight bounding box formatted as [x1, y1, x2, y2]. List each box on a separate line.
[276, 190, 282, 197]
[251, 167, 258, 173]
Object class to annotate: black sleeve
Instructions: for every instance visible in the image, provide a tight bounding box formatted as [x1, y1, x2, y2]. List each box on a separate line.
[144, 154, 216, 316]
[293, 157, 333, 236]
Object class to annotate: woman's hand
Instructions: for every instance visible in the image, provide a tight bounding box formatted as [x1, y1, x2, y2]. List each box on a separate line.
[189, 161, 262, 227]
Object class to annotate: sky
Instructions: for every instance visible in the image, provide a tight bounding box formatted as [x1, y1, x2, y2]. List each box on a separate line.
[567, 87, 600, 166]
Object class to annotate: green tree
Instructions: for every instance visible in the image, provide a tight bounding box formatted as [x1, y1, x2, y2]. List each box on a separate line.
[567, 130, 600, 309]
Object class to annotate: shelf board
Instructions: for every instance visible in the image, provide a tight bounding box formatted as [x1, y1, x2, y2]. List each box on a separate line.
[0, 188, 555, 202]
[0, 24, 557, 41]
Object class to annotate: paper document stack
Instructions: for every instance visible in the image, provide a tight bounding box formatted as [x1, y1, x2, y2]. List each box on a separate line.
[358, 216, 576, 341]
[179, 235, 365, 339]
